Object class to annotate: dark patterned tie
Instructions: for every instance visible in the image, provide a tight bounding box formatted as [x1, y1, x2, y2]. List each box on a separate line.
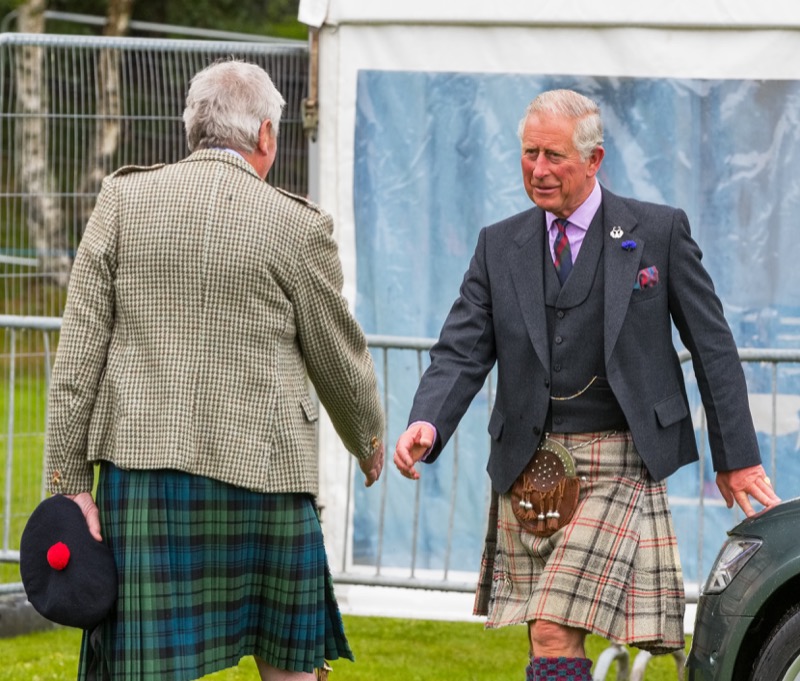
[553, 218, 573, 285]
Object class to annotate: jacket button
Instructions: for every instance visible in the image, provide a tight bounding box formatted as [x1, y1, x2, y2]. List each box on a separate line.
[544, 379, 550, 388]
[555, 336, 563, 344]
[557, 310, 565, 319]
[533, 426, 541, 436]
[553, 363, 562, 372]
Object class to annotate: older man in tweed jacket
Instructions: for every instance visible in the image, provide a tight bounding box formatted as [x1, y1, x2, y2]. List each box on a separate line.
[45, 60, 383, 681]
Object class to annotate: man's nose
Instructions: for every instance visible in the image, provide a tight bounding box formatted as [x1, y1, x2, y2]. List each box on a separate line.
[531, 156, 550, 178]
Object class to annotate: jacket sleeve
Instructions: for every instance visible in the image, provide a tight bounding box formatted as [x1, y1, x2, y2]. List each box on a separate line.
[408, 226, 497, 461]
[667, 209, 761, 472]
[45, 180, 118, 494]
[291, 211, 384, 459]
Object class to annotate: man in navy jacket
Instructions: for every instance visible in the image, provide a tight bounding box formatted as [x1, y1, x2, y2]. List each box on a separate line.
[394, 89, 779, 681]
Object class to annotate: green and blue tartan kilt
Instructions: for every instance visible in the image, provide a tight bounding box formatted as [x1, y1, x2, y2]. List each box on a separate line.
[78, 463, 353, 681]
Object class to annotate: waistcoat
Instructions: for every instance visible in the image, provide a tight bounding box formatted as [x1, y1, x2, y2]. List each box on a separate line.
[543, 212, 627, 433]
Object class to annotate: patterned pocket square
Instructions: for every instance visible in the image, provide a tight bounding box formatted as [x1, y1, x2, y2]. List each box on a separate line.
[633, 265, 659, 290]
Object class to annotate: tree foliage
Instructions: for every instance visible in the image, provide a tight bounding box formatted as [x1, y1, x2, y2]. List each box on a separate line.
[0, 0, 306, 40]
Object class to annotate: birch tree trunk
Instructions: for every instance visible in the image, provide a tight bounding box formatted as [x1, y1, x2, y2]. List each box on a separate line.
[79, 0, 135, 212]
[14, 0, 71, 287]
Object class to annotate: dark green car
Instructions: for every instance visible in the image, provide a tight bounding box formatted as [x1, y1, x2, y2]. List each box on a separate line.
[686, 498, 800, 680]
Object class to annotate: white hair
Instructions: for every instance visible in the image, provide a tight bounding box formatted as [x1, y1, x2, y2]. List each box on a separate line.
[517, 89, 604, 160]
[183, 59, 286, 153]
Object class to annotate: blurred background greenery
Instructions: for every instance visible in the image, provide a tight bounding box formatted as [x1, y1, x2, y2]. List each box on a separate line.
[0, 0, 306, 40]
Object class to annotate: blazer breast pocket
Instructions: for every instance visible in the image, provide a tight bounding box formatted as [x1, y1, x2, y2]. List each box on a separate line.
[631, 265, 662, 303]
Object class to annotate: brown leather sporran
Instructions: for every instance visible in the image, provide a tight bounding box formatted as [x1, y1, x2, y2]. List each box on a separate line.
[510, 438, 580, 537]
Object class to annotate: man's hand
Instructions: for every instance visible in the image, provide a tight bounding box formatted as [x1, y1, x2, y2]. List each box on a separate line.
[65, 491, 103, 541]
[359, 440, 384, 487]
[716, 464, 781, 517]
[393, 422, 435, 481]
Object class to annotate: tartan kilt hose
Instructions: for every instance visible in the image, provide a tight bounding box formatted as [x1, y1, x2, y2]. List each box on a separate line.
[78, 463, 353, 681]
[476, 431, 685, 654]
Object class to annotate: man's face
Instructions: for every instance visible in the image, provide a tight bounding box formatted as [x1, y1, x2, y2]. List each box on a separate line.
[520, 112, 604, 218]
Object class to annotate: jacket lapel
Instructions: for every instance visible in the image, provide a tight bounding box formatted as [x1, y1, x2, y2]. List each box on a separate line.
[603, 189, 644, 363]
[509, 209, 550, 372]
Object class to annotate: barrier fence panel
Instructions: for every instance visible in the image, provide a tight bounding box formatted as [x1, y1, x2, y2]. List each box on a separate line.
[4, 313, 800, 606]
[0, 315, 59, 590]
[339, 341, 800, 604]
[0, 31, 309, 592]
[0, 32, 309, 319]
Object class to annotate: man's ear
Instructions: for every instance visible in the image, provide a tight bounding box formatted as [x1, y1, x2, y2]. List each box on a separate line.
[258, 119, 273, 153]
[587, 145, 605, 177]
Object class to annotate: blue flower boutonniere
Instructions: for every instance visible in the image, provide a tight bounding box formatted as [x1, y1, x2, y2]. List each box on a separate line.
[621, 240, 636, 251]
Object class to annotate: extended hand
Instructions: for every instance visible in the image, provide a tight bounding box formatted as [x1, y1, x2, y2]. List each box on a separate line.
[716, 464, 781, 517]
[65, 491, 103, 541]
[393, 422, 435, 481]
[359, 440, 384, 487]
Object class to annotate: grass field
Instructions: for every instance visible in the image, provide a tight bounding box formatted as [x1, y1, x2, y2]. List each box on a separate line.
[0, 615, 690, 681]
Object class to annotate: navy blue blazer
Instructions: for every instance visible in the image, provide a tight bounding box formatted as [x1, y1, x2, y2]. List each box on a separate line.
[409, 187, 761, 494]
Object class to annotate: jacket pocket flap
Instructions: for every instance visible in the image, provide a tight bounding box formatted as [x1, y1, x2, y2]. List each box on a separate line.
[300, 395, 319, 423]
[654, 392, 689, 428]
[488, 408, 504, 440]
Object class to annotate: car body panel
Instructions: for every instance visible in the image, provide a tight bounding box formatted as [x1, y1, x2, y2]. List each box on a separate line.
[686, 498, 800, 680]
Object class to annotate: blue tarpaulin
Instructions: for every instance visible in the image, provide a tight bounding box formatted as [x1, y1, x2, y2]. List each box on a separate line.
[352, 71, 800, 585]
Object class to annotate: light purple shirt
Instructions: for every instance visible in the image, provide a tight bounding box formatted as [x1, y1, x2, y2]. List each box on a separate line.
[545, 181, 602, 263]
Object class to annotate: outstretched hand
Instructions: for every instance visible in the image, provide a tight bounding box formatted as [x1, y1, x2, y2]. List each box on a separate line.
[716, 464, 781, 517]
[65, 491, 103, 541]
[359, 440, 384, 487]
[393, 422, 435, 481]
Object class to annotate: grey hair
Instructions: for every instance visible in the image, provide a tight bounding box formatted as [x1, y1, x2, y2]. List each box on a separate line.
[517, 89, 604, 160]
[183, 59, 286, 153]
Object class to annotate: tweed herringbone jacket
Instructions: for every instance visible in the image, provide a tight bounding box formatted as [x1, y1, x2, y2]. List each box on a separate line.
[45, 150, 384, 496]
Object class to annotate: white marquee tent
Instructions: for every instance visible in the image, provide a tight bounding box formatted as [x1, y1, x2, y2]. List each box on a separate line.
[298, 0, 800, 604]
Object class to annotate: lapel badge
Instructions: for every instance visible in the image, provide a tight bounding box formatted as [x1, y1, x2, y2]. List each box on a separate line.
[610, 226, 624, 239]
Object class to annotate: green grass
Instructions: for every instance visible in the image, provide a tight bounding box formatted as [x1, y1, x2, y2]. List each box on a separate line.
[0, 616, 690, 680]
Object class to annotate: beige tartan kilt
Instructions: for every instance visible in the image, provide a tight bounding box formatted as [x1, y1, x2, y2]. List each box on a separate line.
[474, 431, 685, 654]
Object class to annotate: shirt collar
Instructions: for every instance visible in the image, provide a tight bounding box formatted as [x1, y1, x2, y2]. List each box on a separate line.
[545, 181, 602, 232]
[211, 147, 246, 162]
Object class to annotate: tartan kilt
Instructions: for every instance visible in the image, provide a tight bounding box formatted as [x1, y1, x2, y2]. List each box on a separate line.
[475, 431, 685, 654]
[78, 463, 353, 681]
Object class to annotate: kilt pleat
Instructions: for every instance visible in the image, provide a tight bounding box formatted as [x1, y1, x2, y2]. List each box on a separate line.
[78, 463, 352, 681]
[483, 431, 685, 654]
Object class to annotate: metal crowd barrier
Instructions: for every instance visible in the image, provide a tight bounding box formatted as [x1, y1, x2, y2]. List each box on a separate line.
[3, 315, 800, 612]
[0, 315, 60, 593]
[0, 32, 309, 318]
